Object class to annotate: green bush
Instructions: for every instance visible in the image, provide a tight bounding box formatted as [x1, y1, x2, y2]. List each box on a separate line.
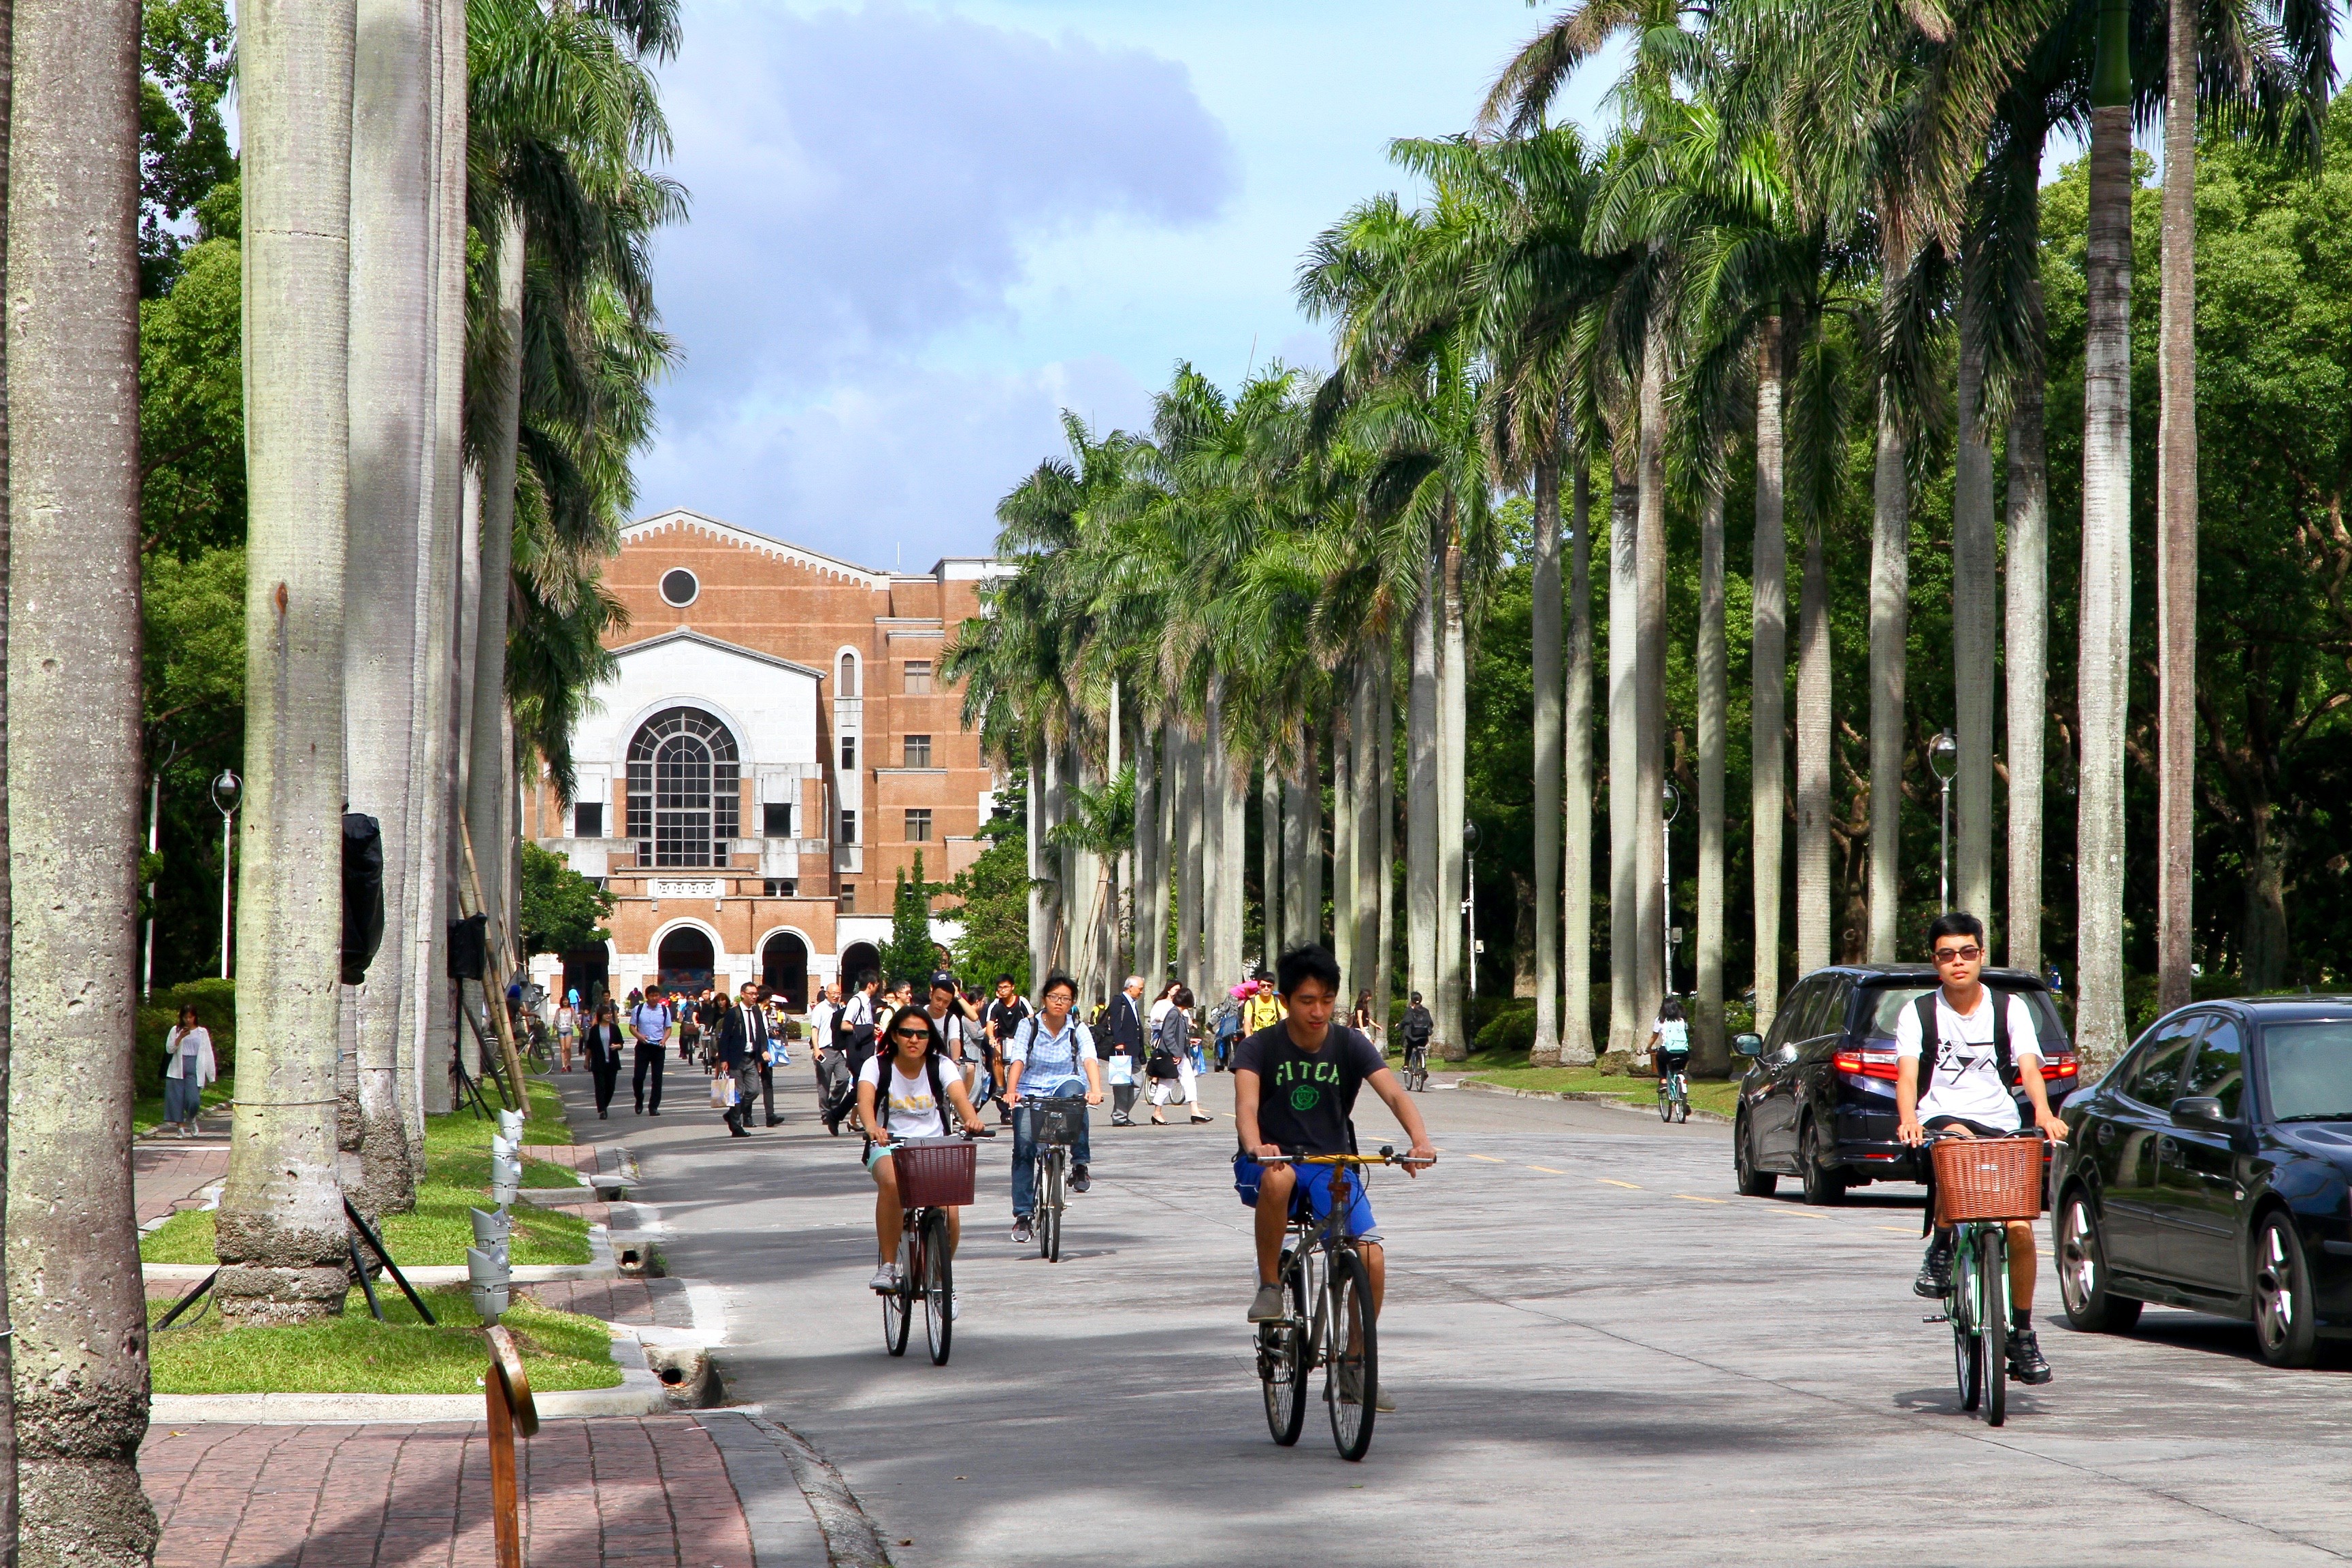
[1473, 1003, 1537, 1056]
[136, 979, 236, 1091]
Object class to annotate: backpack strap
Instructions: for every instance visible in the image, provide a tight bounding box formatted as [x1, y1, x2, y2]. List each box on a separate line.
[1914, 990, 2018, 1093]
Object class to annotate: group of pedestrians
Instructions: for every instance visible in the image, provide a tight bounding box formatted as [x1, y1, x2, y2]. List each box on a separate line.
[551, 981, 793, 1137]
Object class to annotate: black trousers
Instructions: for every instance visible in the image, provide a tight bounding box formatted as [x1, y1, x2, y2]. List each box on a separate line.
[633, 1043, 664, 1111]
[753, 1060, 777, 1122]
[590, 1049, 621, 1114]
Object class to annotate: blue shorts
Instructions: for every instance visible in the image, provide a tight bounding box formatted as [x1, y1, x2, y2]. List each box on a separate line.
[1232, 1154, 1382, 1244]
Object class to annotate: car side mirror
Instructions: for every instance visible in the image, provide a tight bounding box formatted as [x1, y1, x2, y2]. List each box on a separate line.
[2170, 1096, 2231, 1129]
[1733, 1033, 1763, 1058]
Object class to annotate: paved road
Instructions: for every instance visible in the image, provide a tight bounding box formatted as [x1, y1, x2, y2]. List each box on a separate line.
[569, 1064, 2352, 1567]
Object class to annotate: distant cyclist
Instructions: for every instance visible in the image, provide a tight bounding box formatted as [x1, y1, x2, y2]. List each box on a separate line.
[1897, 911, 2068, 1387]
[1004, 973, 1104, 1244]
[1646, 997, 1690, 1079]
[1236, 945, 1436, 1407]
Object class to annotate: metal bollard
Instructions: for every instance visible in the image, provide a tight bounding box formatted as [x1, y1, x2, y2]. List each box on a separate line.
[468, 1243, 510, 1322]
[485, 1324, 538, 1568]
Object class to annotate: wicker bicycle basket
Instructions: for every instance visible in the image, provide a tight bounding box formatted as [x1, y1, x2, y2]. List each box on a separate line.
[889, 1138, 976, 1209]
[1030, 1097, 1087, 1147]
[1930, 1137, 2045, 1224]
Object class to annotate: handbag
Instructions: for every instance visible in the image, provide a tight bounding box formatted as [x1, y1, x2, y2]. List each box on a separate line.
[1146, 1049, 1181, 1081]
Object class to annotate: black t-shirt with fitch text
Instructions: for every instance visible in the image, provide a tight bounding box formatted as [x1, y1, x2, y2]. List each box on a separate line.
[1234, 1022, 1388, 1158]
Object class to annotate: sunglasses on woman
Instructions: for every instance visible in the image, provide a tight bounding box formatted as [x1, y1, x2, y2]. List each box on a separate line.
[893, 1026, 931, 1042]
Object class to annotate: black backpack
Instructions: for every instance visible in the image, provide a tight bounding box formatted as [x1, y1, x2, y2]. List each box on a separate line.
[1913, 992, 2017, 1092]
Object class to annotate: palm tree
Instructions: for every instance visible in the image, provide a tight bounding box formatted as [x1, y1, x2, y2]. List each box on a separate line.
[10, 0, 152, 1552]
[2076, 0, 2134, 1060]
[0, 0, 22, 1552]
[345, 0, 439, 1215]
[2153, 0, 2196, 1012]
[215, 0, 360, 1326]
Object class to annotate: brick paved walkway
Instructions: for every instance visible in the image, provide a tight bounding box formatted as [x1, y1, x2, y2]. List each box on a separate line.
[145, 1416, 761, 1567]
[135, 1145, 231, 1227]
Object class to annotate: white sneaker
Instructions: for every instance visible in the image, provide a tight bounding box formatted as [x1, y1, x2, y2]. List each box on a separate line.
[868, 1263, 899, 1293]
[951, 1292, 961, 1320]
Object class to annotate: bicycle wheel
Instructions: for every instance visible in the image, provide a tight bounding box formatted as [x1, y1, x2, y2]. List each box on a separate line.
[1657, 1081, 1673, 1122]
[1950, 1232, 1981, 1411]
[923, 1209, 954, 1365]
[1041, 1150, 1064, 1263]
[1325, 1247, 1378, 1461]
[1259, 1256, 1309, 1446]
[1980, 1226, 2008, 1426]
[883, 1226, 914, 1358]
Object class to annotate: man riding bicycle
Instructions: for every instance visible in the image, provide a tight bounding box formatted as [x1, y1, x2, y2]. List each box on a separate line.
[1235, 945, 1436, 1410]
[1897, 911, 2068, 1386]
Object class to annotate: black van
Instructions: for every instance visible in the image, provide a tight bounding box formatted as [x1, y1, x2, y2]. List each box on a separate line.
[1731, 964, 2080, 1204]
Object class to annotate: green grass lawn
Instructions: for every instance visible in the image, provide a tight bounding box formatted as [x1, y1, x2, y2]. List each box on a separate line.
[148, 1285, 624, 1395]
[140, 1075, 591, 1267]
[1392, 1044, 1743, 1120]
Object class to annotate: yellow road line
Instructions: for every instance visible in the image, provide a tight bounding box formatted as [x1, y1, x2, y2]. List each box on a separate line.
[1528, 1165, 1567, 1175]
[1598, 1178, 1642, 1189]
[1467, 1154, 1505, 1164]
[1675, 1194, 1729, 1204]
[1878, 1226, 1915, 1234]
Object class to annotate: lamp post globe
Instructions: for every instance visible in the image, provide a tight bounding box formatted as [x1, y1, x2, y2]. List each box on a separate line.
[1929, 730, 1957, 912]
[210, 768, 242, 817]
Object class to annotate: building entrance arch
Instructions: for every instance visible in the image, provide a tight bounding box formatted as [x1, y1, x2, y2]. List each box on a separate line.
[657, 926, 717, 994]
[761, 931, 809, 1009]
[839, 941, 881, 992]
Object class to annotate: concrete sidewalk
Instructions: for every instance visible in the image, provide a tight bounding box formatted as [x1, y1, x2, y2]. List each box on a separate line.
[144, 1409, 830, 1567]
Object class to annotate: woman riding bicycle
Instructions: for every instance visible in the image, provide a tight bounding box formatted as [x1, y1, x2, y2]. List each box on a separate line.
[1004, 973, 1103, 1245]
[858, 1002, 987, 1296]
[1647, 997, 1690, 1079]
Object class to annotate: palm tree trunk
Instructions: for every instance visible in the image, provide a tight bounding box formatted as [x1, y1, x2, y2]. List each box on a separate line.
[1260, 763, 1280, 964]
[1052, 739, 1075, 973]
[466, 206, 524, 969]
[1695, 479, 1728, 1074]
[1866, 382, 1908, 960]
[1352, 657, 1380, 1002]
[216, 0, 359, 1330]
[1563, 459, 1597, 1065]
[9, 0, 150, 1552]
[1333, 691, 1355, 978]
[1281, 732, 1308, 951]
[1796, 520, 1833, 973]
[346, 0, 433, 1215]
[1407, 542, 1440, 1022]
[1752, 320, 1788, 1034]
[2079, 78, 2136, 1062]
[1531, 452, 1565, 1064]
[1203, 714, 1225, 992]
[1218, 707, 1247, 985]
[1635, 339, 1668, 1022]
[1132, 716, 1159, 986]
[1438, 518, 1469, 1058]
[1179, 723, 1204, 996]
[0, 5, 19, 1550]
[1607, 459, 1640, 1054]
[2006, 375, 2050, 975]
[1027, 733, 1051, 991]
[443, 467, 482, 1090]
[1375, 653, 1397, 1024]
[1954, 274, 1997, 928]
[2155, 0, 2198, 1013]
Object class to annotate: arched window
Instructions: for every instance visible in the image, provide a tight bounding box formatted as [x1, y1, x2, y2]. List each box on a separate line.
[836, 651, 859, 697]
[625, 707, 740, 867]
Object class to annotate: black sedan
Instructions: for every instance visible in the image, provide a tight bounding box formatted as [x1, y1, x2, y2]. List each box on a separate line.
[2055, 996, 2352, 1367]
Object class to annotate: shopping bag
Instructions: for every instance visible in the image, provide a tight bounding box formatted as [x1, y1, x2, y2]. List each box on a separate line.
[1107, 1054, 1134, 1086]
[710, 1074, 738, 1109]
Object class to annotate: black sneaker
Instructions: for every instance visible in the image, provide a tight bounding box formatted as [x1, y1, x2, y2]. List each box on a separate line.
[1914, 1243, 1954, 1298]
[1071, 1163, 1092, 1194]
[2007, 1328, 2052, 1384]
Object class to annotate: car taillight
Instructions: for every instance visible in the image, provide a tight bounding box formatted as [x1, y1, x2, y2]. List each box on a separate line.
[1833, 1047, 1901, 1081]
[2042, 1054, 2079, 1079]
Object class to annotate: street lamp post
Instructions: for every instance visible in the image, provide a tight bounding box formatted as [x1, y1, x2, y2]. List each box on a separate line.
[1463, 820, 1480, 1009]
[1929, 730, 1958, 913]
[211, 768, 242, 979]
[1662, 781, 1682, 997]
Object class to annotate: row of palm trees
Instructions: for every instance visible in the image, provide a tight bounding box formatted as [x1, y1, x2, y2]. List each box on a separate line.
[948, 0, 2330, 1087]
[0, 0, 679, 1556]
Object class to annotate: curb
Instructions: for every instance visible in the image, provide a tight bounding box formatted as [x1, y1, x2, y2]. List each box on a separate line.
[693, 1409, 832, 1568]
[719, 1406, 895, 1568]
[1452, 1077, 1733, 1125]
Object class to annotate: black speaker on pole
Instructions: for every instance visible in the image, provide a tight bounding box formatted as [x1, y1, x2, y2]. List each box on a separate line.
[342, 813, 385, 985]
[449, 913, 489, 981]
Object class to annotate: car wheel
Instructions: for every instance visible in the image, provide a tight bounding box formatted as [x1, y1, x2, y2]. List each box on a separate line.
[1798, 1116, 1847, 1207]
[2253, 1211, 2321, 1368]
[2056, 1188, 2141, 1334]
[1734, 1111, 1777, 1197]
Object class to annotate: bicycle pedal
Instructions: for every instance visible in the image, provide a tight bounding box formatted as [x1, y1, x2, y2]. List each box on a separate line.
[1923, 1314, 1949, 1324]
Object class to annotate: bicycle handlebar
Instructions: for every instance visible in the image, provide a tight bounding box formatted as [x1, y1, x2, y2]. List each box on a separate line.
[1253, 1143, 1435, 1169]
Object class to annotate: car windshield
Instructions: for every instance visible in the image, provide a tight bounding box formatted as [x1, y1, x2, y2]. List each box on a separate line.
[2259, 1022, 2352, 1121]
[1859, 985, 2070, 1054]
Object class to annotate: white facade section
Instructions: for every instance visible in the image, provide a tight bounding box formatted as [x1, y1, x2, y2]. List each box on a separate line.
[573, 628, 823, 789]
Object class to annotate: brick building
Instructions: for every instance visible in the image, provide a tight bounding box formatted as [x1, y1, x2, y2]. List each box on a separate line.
[525, 507, 1004, 1007]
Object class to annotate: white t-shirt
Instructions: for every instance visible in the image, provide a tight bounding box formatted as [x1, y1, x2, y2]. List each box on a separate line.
[858, 1055, 951, 1139]
[807, 1000, 838, 1047]
[1149, 997, 1174, 1030]
[1893, 987, 2041, 1130]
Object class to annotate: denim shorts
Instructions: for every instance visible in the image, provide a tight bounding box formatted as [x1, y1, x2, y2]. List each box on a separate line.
[1232, 1153, 1381, 1244]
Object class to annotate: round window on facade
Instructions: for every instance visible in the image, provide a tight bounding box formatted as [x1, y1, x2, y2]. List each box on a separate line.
[659, 568, 699, 608]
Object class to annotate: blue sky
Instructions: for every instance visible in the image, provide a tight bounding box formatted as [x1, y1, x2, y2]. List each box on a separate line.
[633, 1, 1619, 570]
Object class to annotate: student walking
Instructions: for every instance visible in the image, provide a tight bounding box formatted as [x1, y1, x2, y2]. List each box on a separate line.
[1102, 975, 1149, 1126]
[161, 1004, 217, 1137]
[583, 1002, 627, 1118]
[555, 994, 579, 1071]
[630, 985, 672, 1114]
[1149, 986, 1210, 1124]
